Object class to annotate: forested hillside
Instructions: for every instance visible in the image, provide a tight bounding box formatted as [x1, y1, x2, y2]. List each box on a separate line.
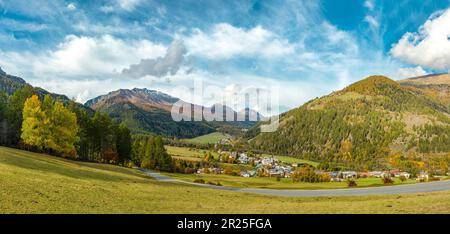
[248, 76, 450, 170]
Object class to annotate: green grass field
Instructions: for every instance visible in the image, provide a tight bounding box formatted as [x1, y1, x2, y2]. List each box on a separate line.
[2, 146, 450, 214]
[166, 145, 218, 159]
[166, 146, 252, 170]
[265, 154, 319, 167]
[183, 132, 228, 144]
[161, 172, 417, 189]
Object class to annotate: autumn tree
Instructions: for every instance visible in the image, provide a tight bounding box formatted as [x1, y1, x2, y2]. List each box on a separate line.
[21, 95, 79, 157]
[46, 100, 79, 156]
[21, 95, 46, 149]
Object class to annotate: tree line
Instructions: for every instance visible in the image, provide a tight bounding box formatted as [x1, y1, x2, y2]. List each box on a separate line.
[0, 85, 132, 165]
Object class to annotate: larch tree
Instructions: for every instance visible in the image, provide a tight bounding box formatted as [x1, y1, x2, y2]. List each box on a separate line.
[21, 95, 46, 149]
[47, 100, 79, 156]
[21, 94, 79, 157]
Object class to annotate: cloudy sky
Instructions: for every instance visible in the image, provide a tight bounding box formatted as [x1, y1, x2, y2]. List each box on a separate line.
[0, 0, 449, 112]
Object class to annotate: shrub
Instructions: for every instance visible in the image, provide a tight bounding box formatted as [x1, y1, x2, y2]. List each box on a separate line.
[102, 149, 119, 164]
[321, 173, 331, 182]
[382, 177, 394, 184]
[194, 179, 205, 184]
[125, 160, 135, 168]
[276, 176, 281, 181]
[399, 175, 407, 182]
[292, 167, 320, 183]
[347, 179, 357, 187]
[184, 168, 196, 174]
[206, 181, 222, 186]
[429, 177, 440, 181]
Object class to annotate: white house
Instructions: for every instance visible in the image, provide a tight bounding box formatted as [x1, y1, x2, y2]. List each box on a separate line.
[341, 171, 357, 179]
[417, 171, 429, 181]
[395, 172, 411, 179]
[368, 171, 383, 178]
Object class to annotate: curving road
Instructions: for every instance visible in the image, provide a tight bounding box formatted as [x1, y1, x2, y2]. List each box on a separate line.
[139, 169, 450, 197]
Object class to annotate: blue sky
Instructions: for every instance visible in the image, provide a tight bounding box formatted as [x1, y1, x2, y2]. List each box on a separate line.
[0, 0, 449, 112]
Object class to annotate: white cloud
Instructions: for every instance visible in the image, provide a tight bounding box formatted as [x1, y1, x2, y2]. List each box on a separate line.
[0, 35, 166, 79]
[184, 23, 295, 60]
[66, 3, 76, 11]
[390, 8, 450, 70]
[364, 0, 375, 11]
[99, 5, 114, 13]
[397, 66, 428, 78]
[118, 0, 141, 11]
[122, 40, 187, 78]
[0, 18, 48, 32]
[364, 15, 379, 29]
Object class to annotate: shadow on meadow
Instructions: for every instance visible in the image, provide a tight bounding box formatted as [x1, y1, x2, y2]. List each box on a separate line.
[0, 147, 151, 183]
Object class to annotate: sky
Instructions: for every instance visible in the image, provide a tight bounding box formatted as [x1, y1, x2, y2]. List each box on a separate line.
[0, 0, 449, 113]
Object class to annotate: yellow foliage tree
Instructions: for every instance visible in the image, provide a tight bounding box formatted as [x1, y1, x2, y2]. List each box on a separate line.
[21, 95, 46, 149]
[47, 101, 79, 156]
[21, 95, 79, 157]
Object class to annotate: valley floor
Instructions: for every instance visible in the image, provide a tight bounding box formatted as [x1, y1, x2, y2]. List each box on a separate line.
[1, 146, 450, 214]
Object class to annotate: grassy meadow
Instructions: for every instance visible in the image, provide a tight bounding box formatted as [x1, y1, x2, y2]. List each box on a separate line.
[182, 132, 228, 144]
[161, 172, 417, 189]
[2, 146, 450, 214]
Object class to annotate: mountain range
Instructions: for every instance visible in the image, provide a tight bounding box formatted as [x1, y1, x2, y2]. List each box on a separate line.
[0, 67, 260, 138]
[84, 87, 262, 138]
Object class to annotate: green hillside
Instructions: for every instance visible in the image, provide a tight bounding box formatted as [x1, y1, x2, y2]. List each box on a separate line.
[183, 132, 228, 144]
[248, 76, 450, 170]
[2, 146, 450, 214]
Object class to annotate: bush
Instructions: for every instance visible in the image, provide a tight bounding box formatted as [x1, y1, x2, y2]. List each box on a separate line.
[125, 160, 135, 168]
[194, 179, 205, 184]
[429, 177, 440, 181]
[184, 168, 196, 174]
[276, 176, 281, 181]
[321, 173, 331, 182]
[102, 149, 119, 164]
[206, 181, 222, 186]
[399, 175, 407, 182]
[347, 179, 357, 187]
[292, 167, 327, 183]
[382, 177, 394, 184]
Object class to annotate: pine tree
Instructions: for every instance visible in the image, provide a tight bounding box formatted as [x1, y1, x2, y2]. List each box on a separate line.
[0, 92, 9, 145]
[116, 123, 132, 163]
[7, 85, 35, 145]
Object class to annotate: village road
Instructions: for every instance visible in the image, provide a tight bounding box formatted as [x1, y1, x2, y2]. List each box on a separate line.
[139, 169, 450, 197]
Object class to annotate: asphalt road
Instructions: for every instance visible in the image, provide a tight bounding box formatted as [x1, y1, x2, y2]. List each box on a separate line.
[139, 169, 450, 197]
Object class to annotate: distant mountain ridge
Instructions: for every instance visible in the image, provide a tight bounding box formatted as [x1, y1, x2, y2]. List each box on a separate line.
[0, 67, 89, 112]
[85, 88, 262, 138]
[85, 88, 180, 112]
[399, 73, 450, 109]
